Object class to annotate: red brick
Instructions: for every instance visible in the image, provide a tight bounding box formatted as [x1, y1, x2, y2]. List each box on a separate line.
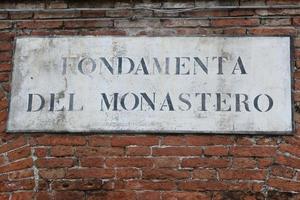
[137, 191, 161, 200]
[36, 158, 74, 168]
[33, 135, 86, 146]
[11, 192, 33, 200]
[34, 11, 80, 19]
[211, 18, 259, 27]
[87, 191, 136, 200]
[34, 147, 48, 157]
[232, 158, 257, 168]
[181, 10, 229, 17]
[76, 146, 124, 157]
[256, 137, 277, 145]
[153, 157, 181, 168]
[219, 169, 266, 180]
[192, 169, 217, 179]
[0, 194, 9, 200]
[204, 146, 229, 156]
[9, 169, 33, 180]
[162, 19, 209, 27]
[236, 137, 255, 145]
[276, 155, 300, 168]
[126, 180, 176, 190]
[152, 147, 201, 156]
[0, 179, 35, 192]
[39, 169, 65, 179]
[178, 181, 252, 191]
[0, 63, 10, 72]
[48, 2, 68, 9]
[263, 18, 291, 26]
[230, 10, 255, 16]
[162, 192, 210, 200]
[52, 180, 103, 190]
[0, 155, 6, 165]
[224, 28, 247, 35]
[88, 136, 111, 146]
[54, 191, 85, 200]
[81, 10, 106, 18]
[0, 158, 33, 173]
[257, 158, 274, 168]
[0, 98, 8, 110]
[9, 11, 33, 19]
[116, 168, 140, 179]
[186, 136, 233, 145]
[111, 136, 159, 146]
[279, 144, 300, 157]
[80, 157, 104, 167]
[248, 27, 297, 36]
[35, 192, 52, 200]
[126, 146, 151, 156]
[51, 146, 73, 157]
[7, 146, 31, 161]
[162, 136, 186, 146]
[64, 20, 113, 28]
[268, 178, 300, 192]
[66, 168, 114, 179]
[0, 42, 12, 51]
[0, 52, 11, 62]
[229, 146, 276, 157]
[106, 157, 153, 167]
[143, 169, 190, 180]
[181, 158, 230, 168]
[17, 21, 63, 29]
[271, 166, 294, 178]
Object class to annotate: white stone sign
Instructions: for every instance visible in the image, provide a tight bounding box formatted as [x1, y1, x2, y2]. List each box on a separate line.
[7, 36, 293, 133]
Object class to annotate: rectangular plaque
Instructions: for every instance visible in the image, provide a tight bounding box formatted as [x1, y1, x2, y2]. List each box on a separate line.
[7, 36, 292, 133]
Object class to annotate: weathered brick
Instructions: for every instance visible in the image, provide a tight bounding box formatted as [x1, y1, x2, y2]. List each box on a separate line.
[87, 191, 136, 200]
[186, 136, 233, 145]
[17, 21, 63, 29]
[232, 158, 257, 169]
[111, 136, 159, 146]
[153, 157, 181, 168]
[143, 169, 189, 180]
[64, 20, 113, 28]
[80, 157, 104, 167]
[268, 178, 300, 192]
[204, 146, 229, 156]
[7, 146, 31, 162]
[116, 168, 140, 179]
[9, 11, 33, 19]
[81, 10, 106, 18]
[248, 27, 297, 36]
[181, 158, 230, 168]
[76, 146, 124, 157]
[33, 135, 86, 146]
[66, 168, 114, 179]
[51, 146, 73, 157]
[54, 191, 85, 200]
[52, 180, 103, 191]
[162, 19, 209, 27]
[106, 157, 153, 167]
[162, 191, 210, 200]
[229, 146, 277, 157]
[192, 169, 217, 180]
[36, 158, 74, 168]
[11, 192, 33, 200]
[39, 169, 65, 179]
[88, 136, 111, 147]
[211, 18, 259, 27]
[126, 146, 151, 156]
[34, 11, 80, 19]
[152, 147, 201, 156]
[125, 180, 176, 190]
[219, 169, 266, 180]
[9, 169, 34, 180]
[276, 155, 300, 168]
[137, 191, 161, 200]
[271, 166, 294, 178]
[0, 158, 32, 173]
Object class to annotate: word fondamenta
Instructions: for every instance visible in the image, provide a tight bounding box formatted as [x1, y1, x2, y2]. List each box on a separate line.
[8, 37, 292, 133]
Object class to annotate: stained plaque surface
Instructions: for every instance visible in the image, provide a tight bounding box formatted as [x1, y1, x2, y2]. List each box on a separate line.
[7, 37, 292, 133]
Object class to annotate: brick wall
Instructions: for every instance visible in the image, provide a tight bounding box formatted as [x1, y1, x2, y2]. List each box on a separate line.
[0, 0, 300, 199]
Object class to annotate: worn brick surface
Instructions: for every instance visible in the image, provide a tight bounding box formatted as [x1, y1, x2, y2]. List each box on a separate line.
[0, 0, 300, 199]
